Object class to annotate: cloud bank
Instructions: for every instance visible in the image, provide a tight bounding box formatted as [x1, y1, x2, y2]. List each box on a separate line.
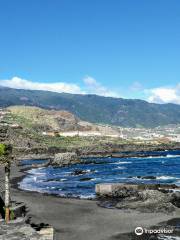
[0, 76, 119, 97]
[1, 76, 180, 104]
[0, 77, 84, 94]
[147, 85, 180, 104]
[83, 76, 119, 97]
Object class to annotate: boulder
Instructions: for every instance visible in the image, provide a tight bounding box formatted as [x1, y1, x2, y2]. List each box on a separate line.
[51, 152, 80, 166]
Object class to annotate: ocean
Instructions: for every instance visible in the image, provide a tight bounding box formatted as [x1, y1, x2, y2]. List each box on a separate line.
[19, 150, 180, 199]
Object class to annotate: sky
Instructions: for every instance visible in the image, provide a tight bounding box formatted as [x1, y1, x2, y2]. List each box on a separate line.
[0, 0, 180, 103]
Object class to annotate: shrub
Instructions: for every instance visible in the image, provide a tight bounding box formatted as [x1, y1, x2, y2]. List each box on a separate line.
[0, 144, 12, 157]
[0, 144, 6, 156]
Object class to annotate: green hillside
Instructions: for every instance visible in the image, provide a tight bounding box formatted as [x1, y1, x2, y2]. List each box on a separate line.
[1, 86, 180, 128]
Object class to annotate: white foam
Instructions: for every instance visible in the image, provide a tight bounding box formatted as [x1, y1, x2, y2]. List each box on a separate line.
[115, 166, 126, 169]
[50, 187, 62, 190]
[156, 176, 177, 180]
[60, 178, 67, 181]
[89, 178, 95, 181]
[28, 169, 45, 176]
[130, 175, 178, 181]
[33, 176, 37, 182]
[112, 161, 132, 165]
[77, 194, 95, 199]
[36, 167, 45, 170]
[146, 156, 164, 159]
[131, 177, 149, 181]
[166, 154, 180, 158]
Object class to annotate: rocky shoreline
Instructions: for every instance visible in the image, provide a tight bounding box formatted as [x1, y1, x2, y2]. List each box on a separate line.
[14, 141, 180, 160]
[15, 151, 180, 215]
[96, 183, 180, 213]
[16, 144, 180, 166]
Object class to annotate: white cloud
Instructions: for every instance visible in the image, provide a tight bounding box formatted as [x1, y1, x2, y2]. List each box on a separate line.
[83, 76, 97, 86]
[2, 76, 180, 104]
[147, 84, 180, 104]
[0, 76, 120, 97]
[0, 76, 84, 94]
[83, 76, 120, 98]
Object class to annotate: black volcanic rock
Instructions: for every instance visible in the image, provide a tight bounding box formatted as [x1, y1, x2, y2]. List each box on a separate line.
[96, 183, 180, 213]
[136, 176, 157, 180]
[71, 169, 88, 176]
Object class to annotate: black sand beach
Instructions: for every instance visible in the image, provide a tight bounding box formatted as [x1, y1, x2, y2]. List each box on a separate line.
[0, 164, 179, 240]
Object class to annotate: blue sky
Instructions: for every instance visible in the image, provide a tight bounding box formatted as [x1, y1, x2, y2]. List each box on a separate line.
[0, 0, 180, 103]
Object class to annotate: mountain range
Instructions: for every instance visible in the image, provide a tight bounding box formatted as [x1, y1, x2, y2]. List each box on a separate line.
[1, 86, 180, 128]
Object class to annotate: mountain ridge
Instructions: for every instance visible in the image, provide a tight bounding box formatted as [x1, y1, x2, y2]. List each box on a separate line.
[0, 86, 180, 128]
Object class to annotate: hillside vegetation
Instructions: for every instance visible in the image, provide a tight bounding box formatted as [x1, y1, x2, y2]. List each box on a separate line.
[8, 106, 80, 132]
[2, 105, 178, 156]
[3, 106, 129, 153]
[1, 87, 180, 128]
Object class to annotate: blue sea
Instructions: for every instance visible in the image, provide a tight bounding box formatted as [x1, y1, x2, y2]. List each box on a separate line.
[19, 150, 180, 199]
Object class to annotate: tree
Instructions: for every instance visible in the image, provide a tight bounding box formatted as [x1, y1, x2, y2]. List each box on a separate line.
[0, 144, 13, 223]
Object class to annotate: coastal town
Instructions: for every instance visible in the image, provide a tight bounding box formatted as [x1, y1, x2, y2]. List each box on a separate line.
[1, 107, 180, 144]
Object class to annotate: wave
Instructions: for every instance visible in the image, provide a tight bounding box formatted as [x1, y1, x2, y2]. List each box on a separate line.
[166, 154, 180, 158]
[45, 178, 67, 183]
[115, 166, 126, 169]
[133, 154, 180, 159]
[78, 194, 95, 199]
[130, 175, 178, 181]
[156, 176, 178, 180]
[131, 177, 151, 181]
[28, 169, 45, 176]
[112, 161, 132, 165]
[146, 156, 164, 159]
